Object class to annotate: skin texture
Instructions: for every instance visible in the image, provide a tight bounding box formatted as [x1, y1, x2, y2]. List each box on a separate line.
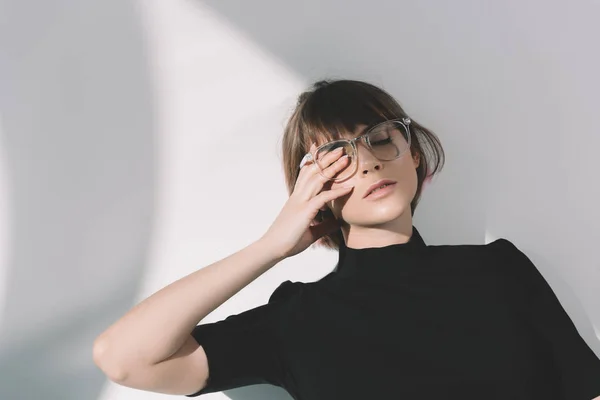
[320, 123, 421, 250]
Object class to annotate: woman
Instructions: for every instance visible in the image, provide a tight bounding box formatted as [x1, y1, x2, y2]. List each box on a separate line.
[93, 79, 600, 399]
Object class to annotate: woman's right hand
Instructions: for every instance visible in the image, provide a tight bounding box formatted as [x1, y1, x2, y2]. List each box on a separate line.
[260, 143, 354, 259]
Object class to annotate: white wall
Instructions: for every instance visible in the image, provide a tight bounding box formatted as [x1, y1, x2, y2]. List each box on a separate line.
[0, 0, 598, 399]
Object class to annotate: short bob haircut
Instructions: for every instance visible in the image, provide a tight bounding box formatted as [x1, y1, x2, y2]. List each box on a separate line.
[281, 79, 445, 252]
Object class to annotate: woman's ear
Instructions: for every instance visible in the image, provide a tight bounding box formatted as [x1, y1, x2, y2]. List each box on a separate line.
[413, 153, 421, 169]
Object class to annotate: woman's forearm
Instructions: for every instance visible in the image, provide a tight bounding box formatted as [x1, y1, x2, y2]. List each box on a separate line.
[93, 238, 285, 376]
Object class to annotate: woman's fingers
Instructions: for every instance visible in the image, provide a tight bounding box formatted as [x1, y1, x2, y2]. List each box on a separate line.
[312, 185, 354, 211]
[297, 143, 351, 199]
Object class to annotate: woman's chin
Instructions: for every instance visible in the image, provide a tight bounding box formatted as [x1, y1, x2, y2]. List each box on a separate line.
[344, 205, 409, 227]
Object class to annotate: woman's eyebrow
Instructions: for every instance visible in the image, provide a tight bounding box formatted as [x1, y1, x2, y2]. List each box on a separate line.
[359, 125, 372, 135]
[355, 124, 373, 137]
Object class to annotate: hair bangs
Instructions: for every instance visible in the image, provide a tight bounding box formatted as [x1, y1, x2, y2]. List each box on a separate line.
[301, 81, 402, 148]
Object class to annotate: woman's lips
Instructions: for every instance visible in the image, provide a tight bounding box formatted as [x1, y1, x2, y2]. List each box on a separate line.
[364, 182, 397, 200]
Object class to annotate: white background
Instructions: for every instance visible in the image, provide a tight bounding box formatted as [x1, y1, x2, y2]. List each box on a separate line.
[0, 0, 598, 399]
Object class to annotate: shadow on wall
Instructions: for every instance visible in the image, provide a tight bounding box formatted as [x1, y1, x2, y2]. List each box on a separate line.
[0, 0, 156, 399]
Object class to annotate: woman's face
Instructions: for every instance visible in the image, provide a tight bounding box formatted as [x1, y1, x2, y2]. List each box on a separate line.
[323, 123, 420, 229]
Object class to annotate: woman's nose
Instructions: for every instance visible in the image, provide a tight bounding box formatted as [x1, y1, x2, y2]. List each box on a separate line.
[355, 145, 383, 175]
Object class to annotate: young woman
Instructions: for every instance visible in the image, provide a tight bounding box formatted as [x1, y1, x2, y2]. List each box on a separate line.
[94, 79, 600, 399]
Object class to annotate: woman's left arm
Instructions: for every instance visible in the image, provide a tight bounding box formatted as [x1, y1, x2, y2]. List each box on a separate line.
[495, 239, 600, 400]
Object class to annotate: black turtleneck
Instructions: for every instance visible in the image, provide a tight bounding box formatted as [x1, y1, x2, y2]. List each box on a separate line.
[335, 224, 428, 278]
[186, 226, 600, 399]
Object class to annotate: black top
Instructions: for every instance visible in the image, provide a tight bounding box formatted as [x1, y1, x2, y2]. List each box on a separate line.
[185, 226, 600, 399]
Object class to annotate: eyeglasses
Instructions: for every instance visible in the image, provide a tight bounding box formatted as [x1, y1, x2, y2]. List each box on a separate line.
[299, 117, 412, 182]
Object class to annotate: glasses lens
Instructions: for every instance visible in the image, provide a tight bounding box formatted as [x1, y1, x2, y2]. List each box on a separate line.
[313, 121, 410, 182]
[315, 141, 356, 181]
[367, 120, 410, 160]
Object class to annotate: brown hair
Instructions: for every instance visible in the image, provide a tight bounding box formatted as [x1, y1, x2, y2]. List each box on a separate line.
[280, 79, 445, 251]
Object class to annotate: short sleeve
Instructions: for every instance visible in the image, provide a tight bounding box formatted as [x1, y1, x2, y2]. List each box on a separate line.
[185, 280, 302, 397]
[494, 239, 600, 399]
